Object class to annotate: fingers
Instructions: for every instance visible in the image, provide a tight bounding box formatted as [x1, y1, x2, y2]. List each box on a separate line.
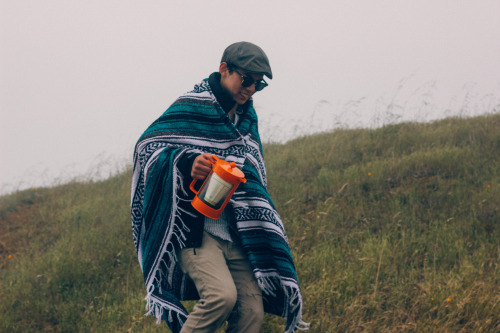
[191, 154, 215, 179]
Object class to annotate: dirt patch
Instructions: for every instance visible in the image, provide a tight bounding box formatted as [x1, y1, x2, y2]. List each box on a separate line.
[0, 201, 40, 268]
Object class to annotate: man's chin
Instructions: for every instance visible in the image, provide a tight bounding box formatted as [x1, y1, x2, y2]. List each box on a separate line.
[236, 94, 250, 104]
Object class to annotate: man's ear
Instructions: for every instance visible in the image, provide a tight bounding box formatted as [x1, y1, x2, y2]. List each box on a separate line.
[219, 62, 229, 77]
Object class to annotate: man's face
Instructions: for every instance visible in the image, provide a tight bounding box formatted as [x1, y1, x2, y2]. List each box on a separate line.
[220, 62, 264, 105]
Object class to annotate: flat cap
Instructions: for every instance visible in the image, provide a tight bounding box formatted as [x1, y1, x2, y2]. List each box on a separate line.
[221, 41, 273, 79]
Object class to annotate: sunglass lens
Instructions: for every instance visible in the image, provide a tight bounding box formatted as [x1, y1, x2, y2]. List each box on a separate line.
[255, 81, 268, 91]
[241, 76, 254, 88]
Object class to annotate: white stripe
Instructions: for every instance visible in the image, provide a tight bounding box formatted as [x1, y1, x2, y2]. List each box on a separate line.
[232, 197, 274, 209]
[236, 220, 286, 237]
[181, 90, 213, 99]
[131, 161, 141, 204]
[144, 147, 167, 179]
[137, 136, 246, 154]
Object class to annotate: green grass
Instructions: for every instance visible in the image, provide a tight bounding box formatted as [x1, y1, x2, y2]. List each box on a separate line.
[1, 114, 499, 332]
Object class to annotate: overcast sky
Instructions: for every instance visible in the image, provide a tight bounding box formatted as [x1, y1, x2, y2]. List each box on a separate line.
[1, 0, 500, 194]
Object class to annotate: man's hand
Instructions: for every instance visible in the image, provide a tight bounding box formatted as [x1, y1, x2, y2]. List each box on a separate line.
[191, 153, 216, 179]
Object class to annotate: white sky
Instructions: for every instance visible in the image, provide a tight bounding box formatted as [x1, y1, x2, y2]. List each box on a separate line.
[1, 0, 500, 194]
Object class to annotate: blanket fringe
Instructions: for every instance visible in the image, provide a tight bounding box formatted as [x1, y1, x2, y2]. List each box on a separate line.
[144, 293, 187, 327]
[143, 159, 192, 327]
[283, 282, 309, 333]
[257, 275, 278, 297]
[256, 274, 309, 332]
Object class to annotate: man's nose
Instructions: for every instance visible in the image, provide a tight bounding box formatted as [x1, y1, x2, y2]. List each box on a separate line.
[245, 83, 256, 94]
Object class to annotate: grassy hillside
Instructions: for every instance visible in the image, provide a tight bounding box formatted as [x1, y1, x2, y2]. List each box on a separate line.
[1, 114, 499, 332]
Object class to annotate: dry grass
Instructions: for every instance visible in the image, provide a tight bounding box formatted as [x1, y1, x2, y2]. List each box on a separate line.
[1, 114, 499, 332]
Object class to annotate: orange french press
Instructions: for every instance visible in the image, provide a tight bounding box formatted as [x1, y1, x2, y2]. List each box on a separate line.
[190, 155, 247, 220]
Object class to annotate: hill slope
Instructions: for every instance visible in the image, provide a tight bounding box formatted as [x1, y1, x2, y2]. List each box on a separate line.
[1, 114, 499, 332]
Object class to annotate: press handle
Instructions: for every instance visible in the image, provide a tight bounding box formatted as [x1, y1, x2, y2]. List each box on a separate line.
[190, 179, 200, 194]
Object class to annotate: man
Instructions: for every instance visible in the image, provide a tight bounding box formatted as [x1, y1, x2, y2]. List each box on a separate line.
[131, 42, 307, 333]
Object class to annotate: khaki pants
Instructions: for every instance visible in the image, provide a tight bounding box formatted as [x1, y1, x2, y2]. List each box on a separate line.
[178, 232, 264, 333]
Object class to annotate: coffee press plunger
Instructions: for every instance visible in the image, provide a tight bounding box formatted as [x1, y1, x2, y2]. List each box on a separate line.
[190, 155, 246, 220]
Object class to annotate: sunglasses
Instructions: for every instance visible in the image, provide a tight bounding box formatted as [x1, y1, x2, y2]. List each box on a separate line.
[230, 67, 268, 91]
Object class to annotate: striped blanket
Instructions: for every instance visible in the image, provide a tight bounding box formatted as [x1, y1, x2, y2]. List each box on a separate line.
[131, 78, 306, 332]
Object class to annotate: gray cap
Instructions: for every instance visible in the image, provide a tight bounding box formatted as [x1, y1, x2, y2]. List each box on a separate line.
[221, 41, 273, 79]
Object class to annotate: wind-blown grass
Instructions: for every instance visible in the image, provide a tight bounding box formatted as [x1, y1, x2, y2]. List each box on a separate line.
[1, 114, 499, 332]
